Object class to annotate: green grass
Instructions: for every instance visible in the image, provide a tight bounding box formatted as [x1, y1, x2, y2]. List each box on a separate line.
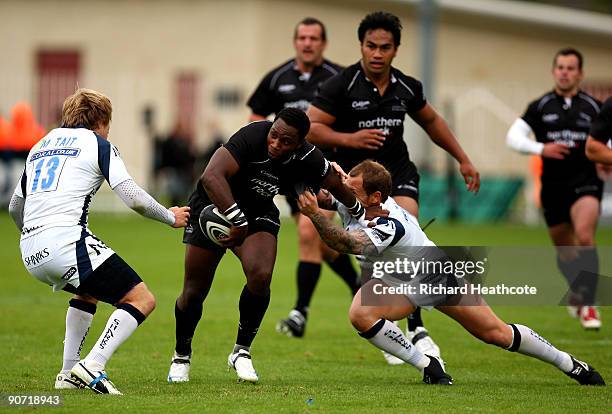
[0, 212, 610, 413]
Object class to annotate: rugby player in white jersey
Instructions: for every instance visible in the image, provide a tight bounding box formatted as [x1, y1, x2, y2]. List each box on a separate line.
[8, 89, 190, 394]
[297, 160, 604, 386]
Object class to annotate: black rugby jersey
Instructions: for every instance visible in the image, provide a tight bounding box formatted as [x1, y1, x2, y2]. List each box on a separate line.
[311, 61, 425, 175]
[197, 121, 330, 213]
[522, 90, 601, 182]
[590, 97, 612, 144]
[247, 59, 342, 117]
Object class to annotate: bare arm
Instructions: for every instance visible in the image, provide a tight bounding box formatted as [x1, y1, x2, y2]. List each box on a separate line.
[201, 147, 241, 212]
[410, 103, 480, 193]
[201, 147, 248, 246]
[586, 136, 612, 165]
[319, 167, 359, 212]
[298, 192, 378, 256]
[307, 106, 385, 150]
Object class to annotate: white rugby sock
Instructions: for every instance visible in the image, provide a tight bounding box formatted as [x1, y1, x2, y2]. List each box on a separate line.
[84, 309, 139, 370]
[507, 324, 573, 372]
[359, 319, 430, 370]
[61, 300, 95, 373]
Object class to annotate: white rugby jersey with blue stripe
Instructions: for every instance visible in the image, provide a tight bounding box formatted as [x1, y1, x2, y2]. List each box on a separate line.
[336, 196, 435, 272]
[15, 127, 131, 238]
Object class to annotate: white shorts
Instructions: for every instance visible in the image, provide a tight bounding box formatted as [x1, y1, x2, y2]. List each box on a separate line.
[20, 226, 115, 292]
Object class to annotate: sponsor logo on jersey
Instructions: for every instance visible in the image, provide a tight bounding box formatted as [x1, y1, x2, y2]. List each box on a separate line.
[546, 130, 587, 143]
[283, 100, 310, 111]
[358, 117, 402, 129]
[61, 266, 77, 280]
[30, 148, 81, 161]
[24, 248, 50, 267]
[250, 178, 280, 197]
[278, 84, 297, 93]
[352, 100, 370, 109]
[371, 228, 392, 243]
[542, 113, 559, 123]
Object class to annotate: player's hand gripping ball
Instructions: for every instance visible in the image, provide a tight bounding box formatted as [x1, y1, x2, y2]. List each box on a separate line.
[199, 205, 232, 246]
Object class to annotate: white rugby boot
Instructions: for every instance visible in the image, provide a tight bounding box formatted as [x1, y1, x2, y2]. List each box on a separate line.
[228, 349, 258, 383]
[70, 360, 122, 395]
[168, 352, 191, 383]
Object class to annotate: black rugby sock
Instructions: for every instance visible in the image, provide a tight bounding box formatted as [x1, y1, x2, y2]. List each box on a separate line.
[573, 248, 599, 305]
[408, 307, 424, 331]
[294, 261, 322, 317]
[175, 300, 203, 356]
[327, 254, 360, 295]
[236, 285, 271, 348]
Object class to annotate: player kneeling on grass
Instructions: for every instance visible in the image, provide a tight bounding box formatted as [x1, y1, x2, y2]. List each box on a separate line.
[8, 88, 190, 395]
[297, 160, 605, 386]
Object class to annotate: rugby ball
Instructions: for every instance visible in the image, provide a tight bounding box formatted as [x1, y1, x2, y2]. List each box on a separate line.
[199, 205, 232, 246]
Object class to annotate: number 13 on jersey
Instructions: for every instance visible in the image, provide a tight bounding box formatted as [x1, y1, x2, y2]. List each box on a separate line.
[28, 148, 80, 194]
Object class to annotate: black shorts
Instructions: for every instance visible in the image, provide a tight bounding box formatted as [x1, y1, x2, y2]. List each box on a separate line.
[62, 254, 142, 305]
[182, 189, 281, 252]
[541, 177, 603, 227]
[390, 168, 420, 201]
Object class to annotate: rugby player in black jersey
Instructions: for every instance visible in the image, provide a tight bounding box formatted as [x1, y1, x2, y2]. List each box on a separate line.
[166, 108, 381, 383]
[247, 18, 360, 339]
[507, 48, 603, 329]
[586, 97, 612, 166]
[306, 11, 480, 365]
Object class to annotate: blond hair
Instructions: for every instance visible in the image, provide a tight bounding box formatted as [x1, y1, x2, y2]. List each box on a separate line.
[61, 88, 112, 130]
[349, 160, 392, 202]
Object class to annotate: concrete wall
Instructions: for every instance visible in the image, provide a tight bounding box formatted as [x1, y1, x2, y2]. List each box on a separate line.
[1, 0, 611, 187]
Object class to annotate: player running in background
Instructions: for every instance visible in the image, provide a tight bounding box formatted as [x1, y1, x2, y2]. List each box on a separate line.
[298, 160, 605, 386]
[247, 17, 360, 339]
[8, 89, 190, 394]
[306, 11, 480, 364]
[506, 48, 603, 329]
[586, 97, 612, 166]
[167, 108, 382, 383]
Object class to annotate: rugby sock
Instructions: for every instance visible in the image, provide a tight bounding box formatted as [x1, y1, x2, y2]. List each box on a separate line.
[294, 261, 321, 317]
[359, 319, 430, 370]
[507, 324, 573, 372]
[61, 299, 96, 373]
[327, 254, 360, 295]
[235, 285, 270, 348]
[85, 304, 145, 370]
[408, 307, 424, 331]
[175, 300, 203, 356]
[557, 254, 578, 288]
[574, 248, 599, 305]
[557, 249, 599, 305]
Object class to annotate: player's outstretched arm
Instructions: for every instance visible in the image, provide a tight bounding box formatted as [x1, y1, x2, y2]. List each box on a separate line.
[411, 103, 480, 193]
[298, 191, 378, 256]
[586, 136, 612, 165]
[113, 179, 189, 227]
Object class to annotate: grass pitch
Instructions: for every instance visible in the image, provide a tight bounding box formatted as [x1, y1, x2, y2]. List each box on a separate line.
[0, 212, 610, 413]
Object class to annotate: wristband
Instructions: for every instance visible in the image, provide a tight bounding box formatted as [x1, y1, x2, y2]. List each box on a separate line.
[347, 199, 365, 218]
[224, 203, 248, 227]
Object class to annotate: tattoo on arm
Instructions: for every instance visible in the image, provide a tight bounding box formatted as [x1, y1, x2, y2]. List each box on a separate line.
[308, 212, 379, 256]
